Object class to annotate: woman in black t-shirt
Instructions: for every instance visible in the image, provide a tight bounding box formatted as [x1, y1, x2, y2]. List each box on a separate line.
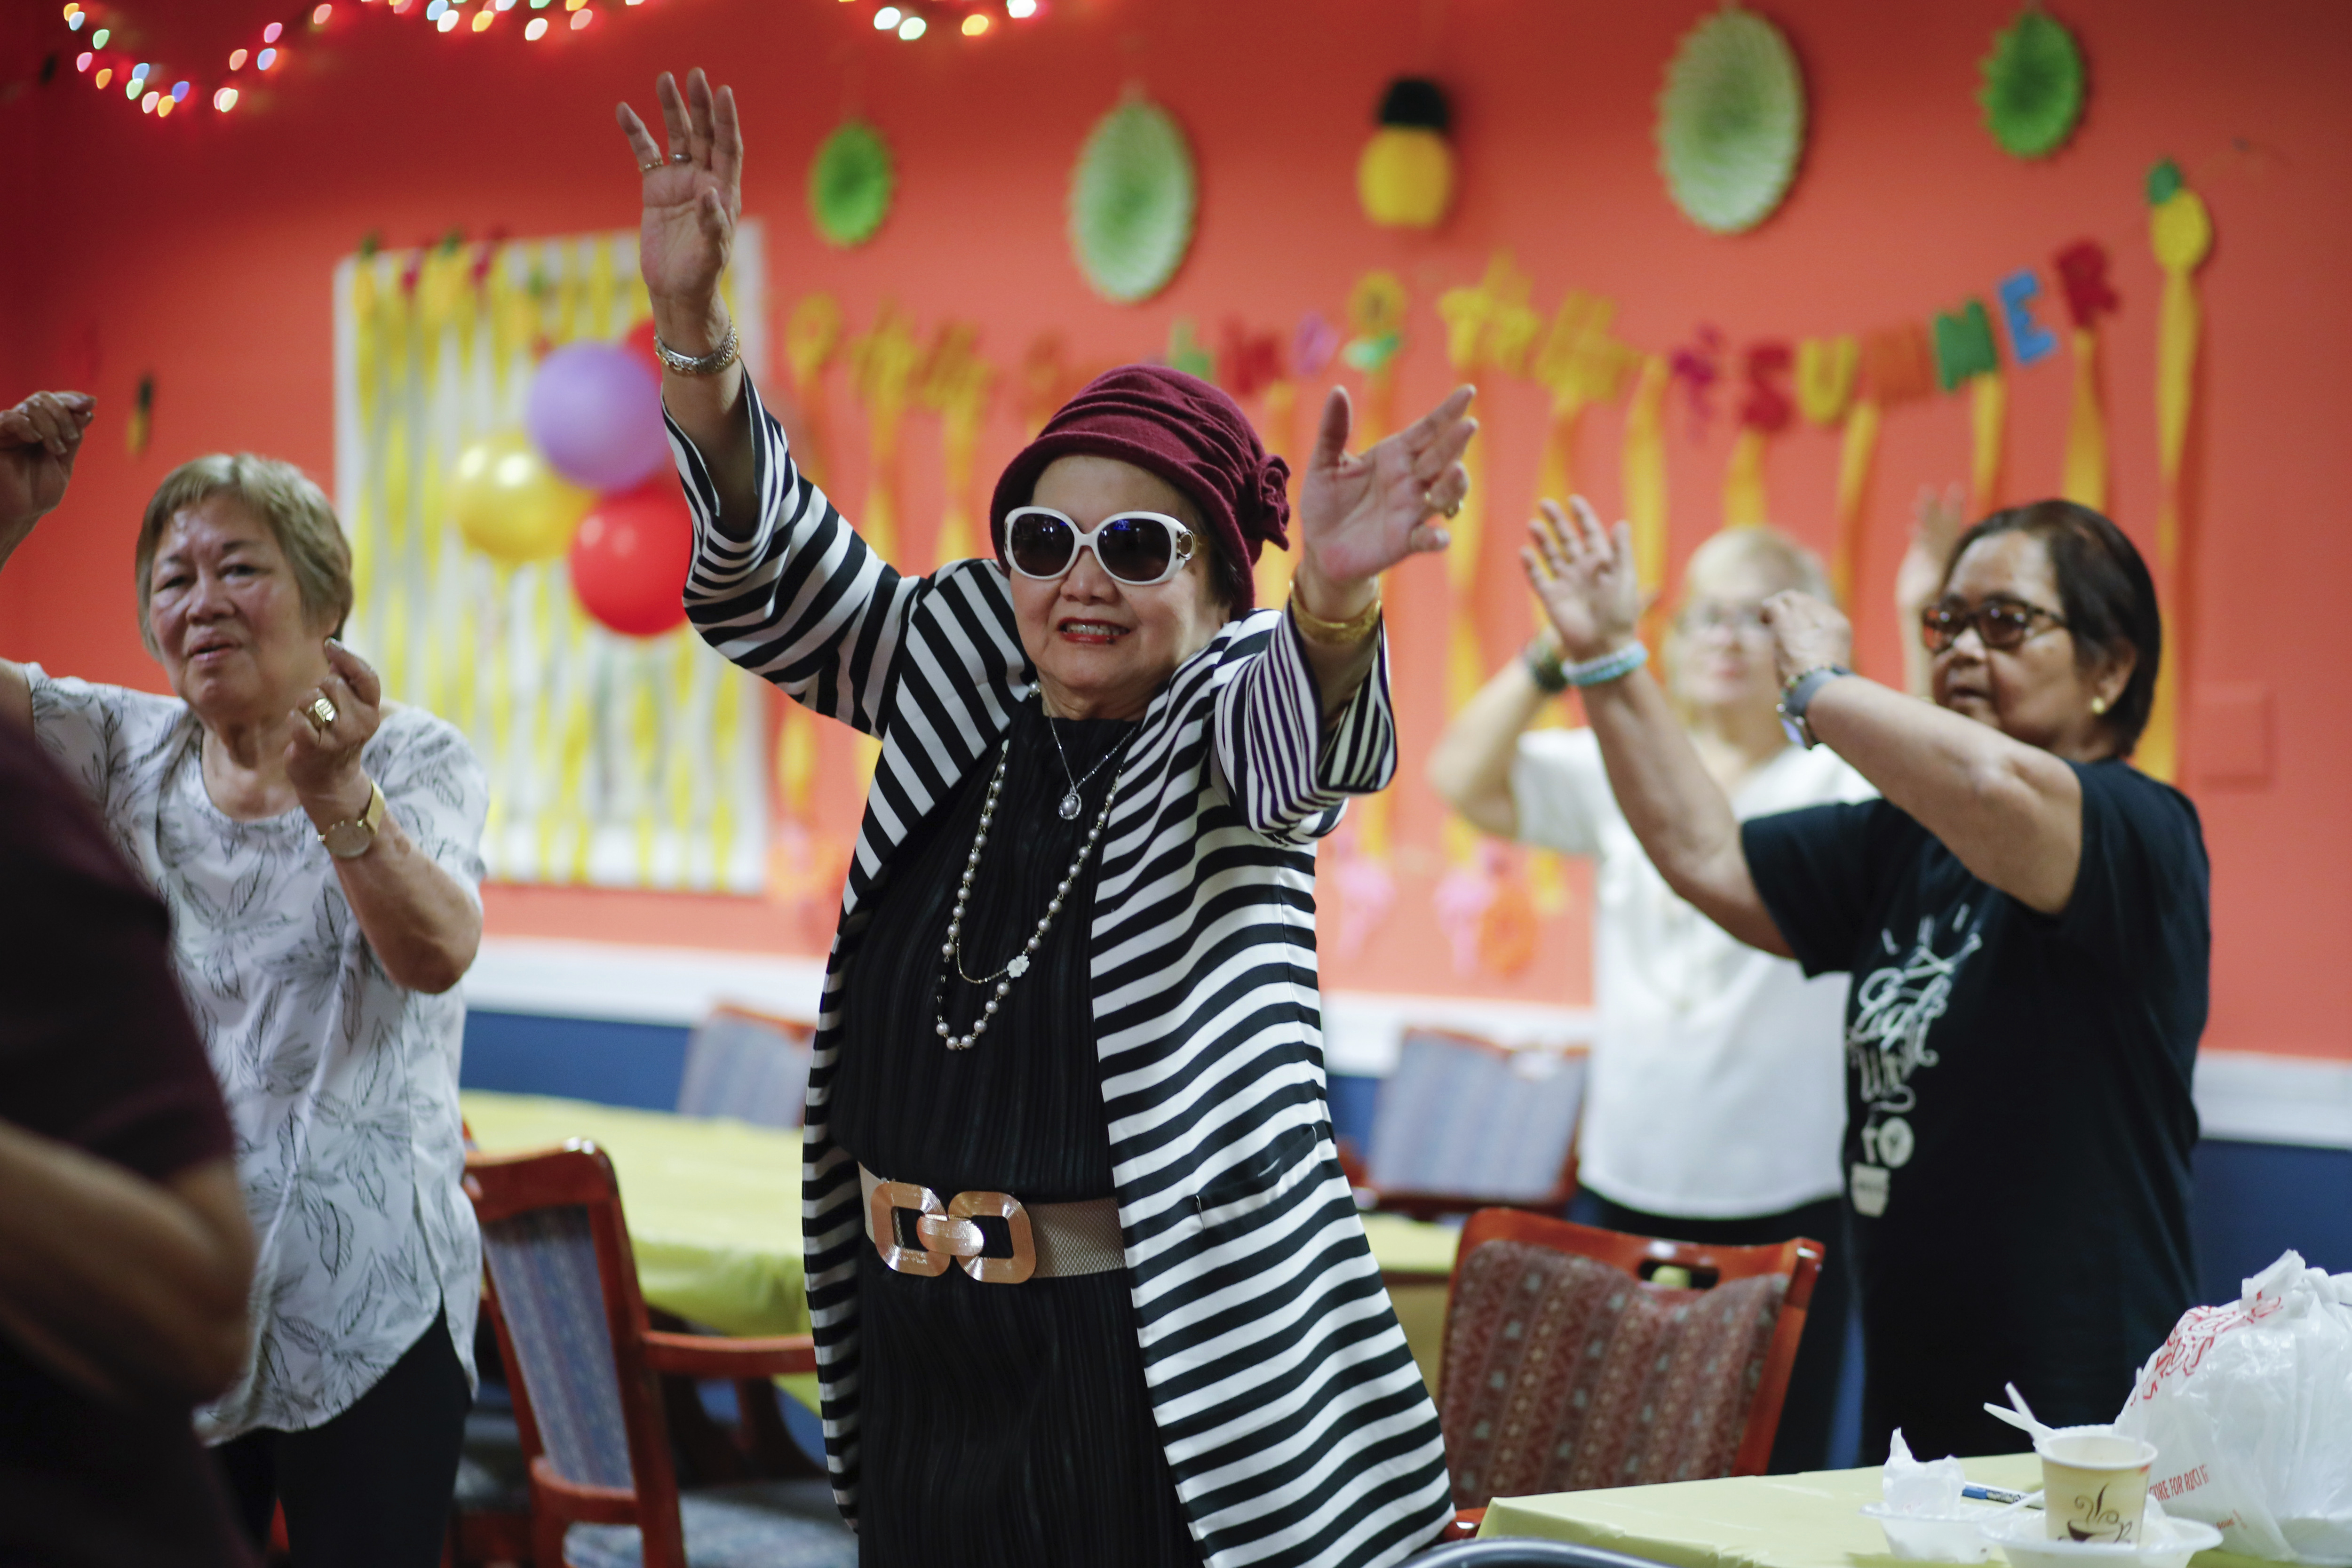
[1519, 494, 2206, 1460]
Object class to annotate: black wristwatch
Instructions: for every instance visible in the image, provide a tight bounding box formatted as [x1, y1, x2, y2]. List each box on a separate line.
[1777, 666, 1853, 749]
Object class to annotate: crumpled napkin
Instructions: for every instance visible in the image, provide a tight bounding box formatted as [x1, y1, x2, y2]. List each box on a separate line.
[1884, 1428, 1969, 1514]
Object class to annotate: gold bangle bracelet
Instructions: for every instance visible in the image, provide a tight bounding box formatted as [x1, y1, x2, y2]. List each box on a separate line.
[1288, 584, 1383, 646]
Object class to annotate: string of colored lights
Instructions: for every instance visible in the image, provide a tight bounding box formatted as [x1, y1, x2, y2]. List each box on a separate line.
[44, 0, 1049, 125]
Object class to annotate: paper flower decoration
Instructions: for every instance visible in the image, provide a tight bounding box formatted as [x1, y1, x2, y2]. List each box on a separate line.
[1655, 7, 1807, 235]
[1068, 98, 1196, 305]
[1979, 9, 2085, 159]
[1358, 78, 1455, 229]
[808, 120, 894, 248]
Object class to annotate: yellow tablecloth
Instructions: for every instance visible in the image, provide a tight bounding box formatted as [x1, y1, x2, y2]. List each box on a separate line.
[461, 1091, 1464, 1396]
[463, 1091, 812, 1340]
[1479, 1453, 2261, 1568]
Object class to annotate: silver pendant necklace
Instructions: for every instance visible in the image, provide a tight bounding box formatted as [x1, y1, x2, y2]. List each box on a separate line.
[1046, 710, 1122, 820]
[934, 729, 1131, 1051]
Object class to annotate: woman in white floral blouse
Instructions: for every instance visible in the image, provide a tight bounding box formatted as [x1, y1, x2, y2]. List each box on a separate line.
[0, 390, 488, 1568]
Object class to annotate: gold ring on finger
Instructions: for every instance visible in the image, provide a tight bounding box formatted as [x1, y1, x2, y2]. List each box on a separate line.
[638, 159, 665, 175]
[307, 697, 338, 732]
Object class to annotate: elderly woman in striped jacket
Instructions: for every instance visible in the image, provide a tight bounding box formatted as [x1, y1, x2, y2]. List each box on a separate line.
[620, 70, 1474, 1568]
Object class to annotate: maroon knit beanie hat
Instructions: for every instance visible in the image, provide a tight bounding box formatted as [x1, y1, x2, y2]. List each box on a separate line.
[989, 365, 1291, 613]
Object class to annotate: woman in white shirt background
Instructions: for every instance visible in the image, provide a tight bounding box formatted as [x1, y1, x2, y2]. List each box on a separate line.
[1429, 522, 1872, 1472]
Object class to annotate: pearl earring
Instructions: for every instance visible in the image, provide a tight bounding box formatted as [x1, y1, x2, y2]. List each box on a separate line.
[2090, 695, 2109, 716]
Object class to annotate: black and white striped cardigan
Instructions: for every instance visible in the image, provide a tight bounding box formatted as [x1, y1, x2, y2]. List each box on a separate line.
[671, 381, 1453, 1568]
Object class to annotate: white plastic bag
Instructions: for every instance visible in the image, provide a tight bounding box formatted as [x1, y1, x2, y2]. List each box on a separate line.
[2112, 1251, 2352, 1565]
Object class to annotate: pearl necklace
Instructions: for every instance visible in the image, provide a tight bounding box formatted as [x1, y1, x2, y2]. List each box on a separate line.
[934, 731, 1130, 1051]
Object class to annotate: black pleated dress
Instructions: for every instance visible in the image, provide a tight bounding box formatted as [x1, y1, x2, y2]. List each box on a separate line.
[831, 696, 1202, 1568]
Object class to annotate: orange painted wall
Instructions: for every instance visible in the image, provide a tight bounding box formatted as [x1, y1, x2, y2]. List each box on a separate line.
[3, 0, 2347, 1058]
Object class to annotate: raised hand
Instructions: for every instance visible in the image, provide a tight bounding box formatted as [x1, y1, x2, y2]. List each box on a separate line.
[286, 639, 384, 821]
[0, 391, 97, 536]
[1522, 497, 1641, 663]
[1295, 384, 1476, 588]
[1896, 480, 1965, 618]
[616, 69, 741, 332]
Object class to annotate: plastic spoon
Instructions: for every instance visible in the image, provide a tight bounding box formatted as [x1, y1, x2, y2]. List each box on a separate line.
[1981, 1381, 2054, 1444]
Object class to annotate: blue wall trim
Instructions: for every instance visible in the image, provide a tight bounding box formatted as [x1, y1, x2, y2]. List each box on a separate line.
[460, 1008, 2352, 1471]
[460, 1010, 690, 1111]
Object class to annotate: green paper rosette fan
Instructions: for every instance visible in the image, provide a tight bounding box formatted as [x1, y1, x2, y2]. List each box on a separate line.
[1068, 97, 1197, 305]
[1655, 6, 1808, 235]
[808, 119, 895, 248]
[1980, 9, 2086, 160]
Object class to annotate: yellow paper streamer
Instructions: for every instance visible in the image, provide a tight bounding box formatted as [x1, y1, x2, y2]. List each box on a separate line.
[2060, 326, 2109, 513]
[785, 294, 843, 489]
[1831, 399, 1882, 607]
[1795, 336, 1858, 427]
[1969, 371, 2007, 518]
[1722, 427, 1769, 529]
[1437, 255, 1541, 716]
[849, 305, 922, 565]
[1531, 292, 1634, 510]
[1621, 354, 1670, 603]
[918, 322, 995, 568]
[2138, 180, 2215, 783]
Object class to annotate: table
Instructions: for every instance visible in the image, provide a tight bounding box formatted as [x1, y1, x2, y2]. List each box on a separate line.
[461, 1091, 1464, 1399]
[1478, 1453, 2263, 1568]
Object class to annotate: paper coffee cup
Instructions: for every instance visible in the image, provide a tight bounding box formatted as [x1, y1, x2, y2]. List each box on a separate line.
[2037, 1426, 2158, 1544]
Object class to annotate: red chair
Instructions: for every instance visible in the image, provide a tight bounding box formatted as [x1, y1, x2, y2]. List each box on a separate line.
[463, 1142, 851, 1568]
[1346, 1029, 1589, 1222]
[1435, 1210, 1822, 1538]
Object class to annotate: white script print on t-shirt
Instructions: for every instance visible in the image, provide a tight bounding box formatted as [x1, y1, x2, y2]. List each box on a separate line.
[1845, 905, 1985, 1216]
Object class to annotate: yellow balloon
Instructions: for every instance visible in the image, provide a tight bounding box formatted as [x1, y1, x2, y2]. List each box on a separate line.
[450, 431, 594, 565]
[1358, 127, 1455, 229]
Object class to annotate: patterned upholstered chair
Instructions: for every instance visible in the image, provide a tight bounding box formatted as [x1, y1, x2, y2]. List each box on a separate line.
[675, 1007, 816, 1130]
[464, 1142, 854, 1568]
[1351, 1029, 1588, 1221]
[1434, 1210, 1821, 1536]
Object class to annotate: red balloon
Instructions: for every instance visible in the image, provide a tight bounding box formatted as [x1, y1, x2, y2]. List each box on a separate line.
[622, 318, 663, 378]
[569, 482, 693, 637]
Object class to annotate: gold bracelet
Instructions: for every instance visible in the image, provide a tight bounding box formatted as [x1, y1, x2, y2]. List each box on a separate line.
[1288, 583, 1383, 646]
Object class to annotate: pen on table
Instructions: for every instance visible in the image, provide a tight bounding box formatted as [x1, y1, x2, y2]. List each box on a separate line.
[1963, 1485, 2035, 1506]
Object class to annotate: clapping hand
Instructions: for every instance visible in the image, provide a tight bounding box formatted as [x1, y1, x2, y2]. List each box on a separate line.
[0, 391, 96, 533]
[1294, 385, 1476, 588]
[616, 69, 741, 333]
[1758, 591, 1855, 687]
[286, 640, 384, 823]
[1522, 497, 1641, 662]
[1896, 481, 1964, 620]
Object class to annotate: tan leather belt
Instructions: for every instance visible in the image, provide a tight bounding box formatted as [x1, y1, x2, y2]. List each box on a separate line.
[859, 1165, 1125, 1284]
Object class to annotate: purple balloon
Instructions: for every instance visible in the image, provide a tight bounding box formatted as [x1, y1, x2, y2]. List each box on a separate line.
[524, 342, 669, 493]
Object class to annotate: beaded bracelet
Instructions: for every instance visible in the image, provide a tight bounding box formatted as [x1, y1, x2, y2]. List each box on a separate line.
[1560, 642, 1649, 687]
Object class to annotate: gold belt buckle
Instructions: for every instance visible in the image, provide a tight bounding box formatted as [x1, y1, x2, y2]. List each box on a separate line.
[869, 1182, 1037, 1284]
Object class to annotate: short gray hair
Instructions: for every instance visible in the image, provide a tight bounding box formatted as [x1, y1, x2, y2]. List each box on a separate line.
[135, 454, 353, 654]
[1677, 525, 1834, 609]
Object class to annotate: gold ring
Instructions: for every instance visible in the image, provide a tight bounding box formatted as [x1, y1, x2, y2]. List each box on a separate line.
[307, 696, 338, 731]
[638, 158, 664, 175]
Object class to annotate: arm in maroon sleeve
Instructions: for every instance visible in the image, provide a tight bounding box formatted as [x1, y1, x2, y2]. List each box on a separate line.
[0, 723, 256, 1408]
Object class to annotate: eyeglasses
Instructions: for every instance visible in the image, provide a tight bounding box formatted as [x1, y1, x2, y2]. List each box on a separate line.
[1920, 597, 2068, 653]
[1677, 601, 1771, 637]
[1002, 507, 1197, 588]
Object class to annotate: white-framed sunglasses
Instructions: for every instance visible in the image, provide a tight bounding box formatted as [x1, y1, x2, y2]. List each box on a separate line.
[1001, 506, 1197, 588]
